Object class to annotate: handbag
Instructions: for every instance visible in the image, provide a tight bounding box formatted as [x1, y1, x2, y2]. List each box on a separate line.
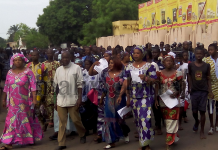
[87, 89, 98, 105]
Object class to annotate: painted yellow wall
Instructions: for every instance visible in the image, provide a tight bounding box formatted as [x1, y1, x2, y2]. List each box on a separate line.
[112, 20, 139, 36]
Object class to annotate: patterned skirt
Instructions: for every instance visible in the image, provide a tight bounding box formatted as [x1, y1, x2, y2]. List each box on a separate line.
[102, 95, 127, 144]
[131, 97, 154, 147]
[0, 105, 43, 145]
[161, 107, 180, 145]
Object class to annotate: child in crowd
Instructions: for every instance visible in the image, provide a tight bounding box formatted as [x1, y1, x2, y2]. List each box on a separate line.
[156, 55, 184, 150]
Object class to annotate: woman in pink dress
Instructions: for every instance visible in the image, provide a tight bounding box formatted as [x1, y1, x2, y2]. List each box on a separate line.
[0, 54, 43, 150]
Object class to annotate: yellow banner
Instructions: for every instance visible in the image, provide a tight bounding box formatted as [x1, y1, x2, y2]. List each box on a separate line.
[138, 0, 217, 30]
[138, 3, 147, 31]
[206, 0, 218, 24]
[146, 0, 157, 30]
[192, 0, 206, 25]
[178, 0, 193, 27]
[167, 0, 178, 28]
[155, 0, 168, 29]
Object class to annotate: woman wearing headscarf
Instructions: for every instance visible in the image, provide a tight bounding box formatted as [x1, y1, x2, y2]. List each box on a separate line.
[124, 46, 157, 150]
[0, 54, 43, 150]
[155, 55, 184, 150]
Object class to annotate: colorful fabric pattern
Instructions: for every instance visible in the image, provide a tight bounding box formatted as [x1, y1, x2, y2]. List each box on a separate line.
[158, 70, 182, 145]
[204, 56, 218, 101]
[26, 62, 48, 124]
[125, 63, 157, 147]
[161, 107, 180, 145]
[101, 70, 127, 144]
[42, 61, 60, 121]
[26, 62, 48, 102]
[0, 68, 43, 145]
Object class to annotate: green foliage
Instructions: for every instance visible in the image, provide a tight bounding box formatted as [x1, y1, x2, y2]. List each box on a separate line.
[14, 23, 31, 41]
[7, 24, 20, 42]
[79, 0, 139, 45]
[24, 32, 49, 49]
[6, 23, 49, 49]
[36, 0, 150, 46]
[36, 0, 92, 45]
[0, 37, 6, 48]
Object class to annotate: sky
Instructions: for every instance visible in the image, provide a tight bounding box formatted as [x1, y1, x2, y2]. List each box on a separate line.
[0, 0, 49, 39]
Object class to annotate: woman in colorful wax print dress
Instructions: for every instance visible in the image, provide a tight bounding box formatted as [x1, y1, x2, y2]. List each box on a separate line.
[99, 57, 130, 149]
[155, 55, 184, 150]
[0, 54, 43, 150]
[125, 45, 157, 150]
[88, 51, 112, 143]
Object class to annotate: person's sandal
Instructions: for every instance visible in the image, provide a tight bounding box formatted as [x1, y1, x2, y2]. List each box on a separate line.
[0, 145, 12, 150]
[94, 136, 102, 143]
[208, 127, 214, 135]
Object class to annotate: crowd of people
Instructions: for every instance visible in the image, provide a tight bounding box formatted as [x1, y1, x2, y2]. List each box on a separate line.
[0, 40, 217, 150]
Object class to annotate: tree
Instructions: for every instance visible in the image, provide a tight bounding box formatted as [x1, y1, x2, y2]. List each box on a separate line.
[7, 24, 20, 42]
[24, 32, 49, 49]
[79, 0, 140, 45]
[13, 23, 31, 41]
[36, 0, 92, 45]
[0, 37, 6, 48]
[7, 23, 49, 49]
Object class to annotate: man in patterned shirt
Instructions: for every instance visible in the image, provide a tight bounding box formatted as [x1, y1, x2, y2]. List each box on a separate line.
[26, 50, 48, 131]
[42, 49, 60, 128]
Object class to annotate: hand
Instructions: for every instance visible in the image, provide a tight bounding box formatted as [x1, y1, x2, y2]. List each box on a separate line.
[93, 61, 100, 66]
[138, 74, 145, 81]
[145, 76, 152, 83]
[33, 100, 38, 105]
[99, 99, 103, 107]
[126, 100, 130, 107]
[2, 100, 6, 108]
[170, 93, 176, 99]
[76, 98, 82, 108]
[208, 92, 214, 99]
[117, 96, 122, 104]
[180, 93, 185, 99]
[155, 100, 159, 109]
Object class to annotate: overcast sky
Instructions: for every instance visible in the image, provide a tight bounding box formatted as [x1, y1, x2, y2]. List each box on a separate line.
[0, 0, 49, 39]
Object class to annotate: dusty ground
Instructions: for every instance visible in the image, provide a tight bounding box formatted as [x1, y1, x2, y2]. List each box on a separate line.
[0, 90, 218, 150]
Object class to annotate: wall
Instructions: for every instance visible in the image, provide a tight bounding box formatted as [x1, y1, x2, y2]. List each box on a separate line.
[112, 20, 139, 36]
[97, 22, 218, 49]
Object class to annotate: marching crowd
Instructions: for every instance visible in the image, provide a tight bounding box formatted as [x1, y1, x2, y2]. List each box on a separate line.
[0, 41, 217, 150]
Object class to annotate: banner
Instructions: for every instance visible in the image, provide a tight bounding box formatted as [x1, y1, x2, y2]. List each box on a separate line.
[138, 0, 218, 30]
[192, 0, 206, 25]
[155, 0, 168, 29]
[178, 0, 193, 27]
[206, 0, 218, 24]
[138, 3, 147, 31]
[167, 0, 178, 28]
[146, 0, 157, 30]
